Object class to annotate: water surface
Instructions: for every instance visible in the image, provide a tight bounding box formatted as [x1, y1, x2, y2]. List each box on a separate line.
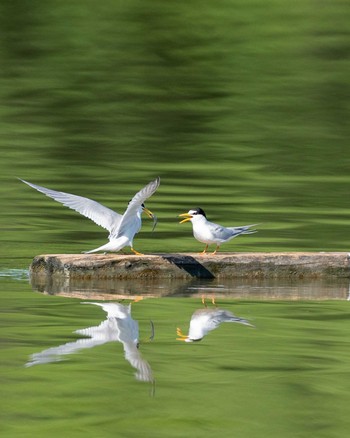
[1, 1, 350, 437]
[1, 276, 350, 438]
[0, 1, 349, 259]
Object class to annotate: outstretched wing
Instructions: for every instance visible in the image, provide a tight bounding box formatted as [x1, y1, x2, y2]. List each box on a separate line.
[115, 177, 160, 237]
[81, 301, 130, 319]
[25, 334, 108, 367]
[19, 179, 122, 233]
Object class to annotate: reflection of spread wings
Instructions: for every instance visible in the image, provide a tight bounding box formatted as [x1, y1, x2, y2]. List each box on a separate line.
[25, 319, 120, 367]
[25, 302, 154, 383]
[125, 349, 154, 383]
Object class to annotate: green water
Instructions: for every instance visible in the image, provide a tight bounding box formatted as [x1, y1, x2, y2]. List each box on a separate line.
[1, 1, 350, 437]
[1, 277, 350, 438]
[1, 0, 350, 262]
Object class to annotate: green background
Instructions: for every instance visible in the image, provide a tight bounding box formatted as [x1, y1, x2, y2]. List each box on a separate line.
[1, 2, 350, 437]
[1, 0, 349, 264]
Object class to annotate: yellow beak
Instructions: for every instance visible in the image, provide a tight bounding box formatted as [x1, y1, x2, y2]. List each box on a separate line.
[143, 207, 154, 219]
[178, 213, 192, 224]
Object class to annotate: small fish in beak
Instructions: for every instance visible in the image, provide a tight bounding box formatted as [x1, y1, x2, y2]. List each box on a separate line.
[143, 206, 158, 232]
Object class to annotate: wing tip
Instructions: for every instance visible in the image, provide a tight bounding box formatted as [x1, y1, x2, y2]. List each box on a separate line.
[154, 176, 161, 187]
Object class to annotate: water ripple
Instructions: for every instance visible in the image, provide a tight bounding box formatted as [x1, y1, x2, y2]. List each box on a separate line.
[0, 269, 29, 281]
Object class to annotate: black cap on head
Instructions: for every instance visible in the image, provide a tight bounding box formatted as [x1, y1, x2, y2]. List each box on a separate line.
[192, 208, 206, 218]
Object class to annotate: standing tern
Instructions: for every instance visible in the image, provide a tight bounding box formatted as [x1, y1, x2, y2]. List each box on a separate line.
[176, 296, 254, 343]
[179, 207, 256, 254]
[19, 177, 160, 254]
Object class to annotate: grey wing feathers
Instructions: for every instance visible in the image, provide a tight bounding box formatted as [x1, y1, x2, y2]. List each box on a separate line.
[19, 179, 122, 233]
[81, 301, 129, 318]
[228, 224, 257, 236]
[126, 177, 160, 214]
[206, 316, 223, 331]
[213, 225, 235, 240]
[216, 309, 254, 327]
[116, 177, 160, 236]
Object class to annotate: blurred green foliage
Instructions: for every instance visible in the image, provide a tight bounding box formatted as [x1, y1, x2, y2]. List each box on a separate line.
[0, 0, 349, 263]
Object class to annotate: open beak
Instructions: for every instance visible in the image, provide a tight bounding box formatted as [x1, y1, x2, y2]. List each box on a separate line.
[178, 213, 192, 224]
[143, 207, 158, 232]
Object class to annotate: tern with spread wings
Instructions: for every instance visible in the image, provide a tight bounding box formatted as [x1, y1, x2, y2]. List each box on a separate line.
[20, 177, 160, 254]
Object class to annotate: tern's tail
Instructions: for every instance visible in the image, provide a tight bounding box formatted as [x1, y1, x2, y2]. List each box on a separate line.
[220, 310, 255, 327]
[83, 243, 111, 254]
[230, 317, 255, 327]
[229, 224, 258, 235]
[83, 240, 126, 254]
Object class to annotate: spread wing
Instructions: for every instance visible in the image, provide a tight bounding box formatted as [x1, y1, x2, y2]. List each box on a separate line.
[25, 331, 108, 367]
[124, 347, 154, 382]
[19, 179, 122, 233]
[81, 302, 131, 319]
[115, 177, 160, 237]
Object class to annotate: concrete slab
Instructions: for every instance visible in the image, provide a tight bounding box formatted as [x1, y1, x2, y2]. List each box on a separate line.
[30, 252, 350, 281]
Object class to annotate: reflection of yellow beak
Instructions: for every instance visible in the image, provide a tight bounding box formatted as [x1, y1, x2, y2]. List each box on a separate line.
[176, 327, 188, 341]
[178, 213, 192, 224]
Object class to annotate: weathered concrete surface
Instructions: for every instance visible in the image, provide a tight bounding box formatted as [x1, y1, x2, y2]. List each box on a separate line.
[30, 252, 350, 281]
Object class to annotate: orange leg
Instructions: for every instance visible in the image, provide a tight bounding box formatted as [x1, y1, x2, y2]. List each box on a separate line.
[131, 247, 143, 255]
[202, 295, 216, 307]
[212, 245, 220, 255]
[200, 244, 208, 255]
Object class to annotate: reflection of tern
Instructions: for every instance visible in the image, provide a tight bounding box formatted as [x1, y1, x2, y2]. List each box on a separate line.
[179, 208, 256, 254]
[20, 177, 160, 254]
[177, 296, 254, 342]
[25, 301, 154, 382]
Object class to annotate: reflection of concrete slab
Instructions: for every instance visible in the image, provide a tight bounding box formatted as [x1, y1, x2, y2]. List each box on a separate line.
[30, 252, 350, 281]
[30, 276, 349, 301]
